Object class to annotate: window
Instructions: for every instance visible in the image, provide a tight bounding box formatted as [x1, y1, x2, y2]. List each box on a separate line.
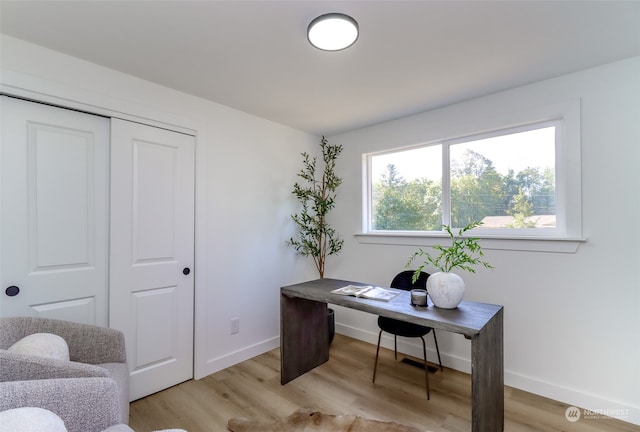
[366, 121, 568, 238]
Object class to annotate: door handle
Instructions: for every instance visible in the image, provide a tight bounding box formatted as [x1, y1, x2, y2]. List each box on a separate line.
[183, 267, 191, 276]
[5, 286, 20, 297]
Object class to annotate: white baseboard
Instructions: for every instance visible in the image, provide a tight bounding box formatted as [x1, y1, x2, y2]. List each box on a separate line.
[505, 373, 640, 426]
[336, 323, 639, 426]
[198, 336, 279, 379]
[198, 324, 639, 427]
[335, 322, 471, 372]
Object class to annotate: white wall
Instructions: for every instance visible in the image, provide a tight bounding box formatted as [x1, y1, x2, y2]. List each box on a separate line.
[0, 35, 319, 380]
[3, 33, 638, 426]
[328, 56, 640, 425]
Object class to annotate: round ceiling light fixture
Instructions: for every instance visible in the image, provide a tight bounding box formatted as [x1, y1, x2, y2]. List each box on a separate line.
[307, 13, 359, 51]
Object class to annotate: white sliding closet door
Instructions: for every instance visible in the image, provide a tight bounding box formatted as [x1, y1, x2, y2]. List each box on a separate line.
[0, 96, 109, 325]
[109, 118, 195, 401]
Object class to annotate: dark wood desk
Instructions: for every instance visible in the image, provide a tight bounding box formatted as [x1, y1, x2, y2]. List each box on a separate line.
[280, 278, 504, 432]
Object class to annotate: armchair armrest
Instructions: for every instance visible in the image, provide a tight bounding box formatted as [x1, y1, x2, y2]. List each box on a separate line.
[0, 378, 122, 432]
[0, 317, 126, 364]
[0, 350, 110, 382]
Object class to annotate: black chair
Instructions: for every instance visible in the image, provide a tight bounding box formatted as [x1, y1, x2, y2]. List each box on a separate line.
[372, 270, 443, 399]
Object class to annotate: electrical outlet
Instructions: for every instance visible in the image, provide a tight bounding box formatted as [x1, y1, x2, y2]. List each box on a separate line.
[230, 318, 240, 335]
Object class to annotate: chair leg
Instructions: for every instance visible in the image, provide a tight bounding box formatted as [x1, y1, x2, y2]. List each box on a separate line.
[393, 335, 398, 360]
[421, 336, 430, 400]
[373, 330, 383, 383]
[432, 330, 443, 371]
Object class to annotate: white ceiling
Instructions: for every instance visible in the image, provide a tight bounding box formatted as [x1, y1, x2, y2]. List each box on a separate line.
[2, 1, 639, 136]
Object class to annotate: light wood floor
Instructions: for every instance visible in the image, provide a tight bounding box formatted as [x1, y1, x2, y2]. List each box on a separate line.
[130, 334, 637, 432]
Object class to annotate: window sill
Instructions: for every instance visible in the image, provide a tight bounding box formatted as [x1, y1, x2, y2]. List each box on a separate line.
[354, 232, 586, 253]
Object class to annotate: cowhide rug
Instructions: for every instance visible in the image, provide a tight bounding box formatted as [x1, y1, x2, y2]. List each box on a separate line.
[227, 408, 423, 432]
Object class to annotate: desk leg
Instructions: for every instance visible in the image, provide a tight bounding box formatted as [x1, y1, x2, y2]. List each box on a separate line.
[471, 308, 504, 432]
[280, 293, 329, 385]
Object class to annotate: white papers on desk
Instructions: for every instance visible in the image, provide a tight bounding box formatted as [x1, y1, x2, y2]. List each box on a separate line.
[331, 285, 399, 302]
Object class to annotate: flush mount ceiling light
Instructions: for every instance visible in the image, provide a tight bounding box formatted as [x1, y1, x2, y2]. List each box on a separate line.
[307, 13, 359, 51]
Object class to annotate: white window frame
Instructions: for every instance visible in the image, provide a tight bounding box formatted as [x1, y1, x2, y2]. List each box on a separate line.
[358, 100, 585, 253]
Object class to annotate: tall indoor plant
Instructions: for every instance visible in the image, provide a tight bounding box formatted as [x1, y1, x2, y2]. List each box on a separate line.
[406, 221, 493, 308]
[289, 136, 344, 279]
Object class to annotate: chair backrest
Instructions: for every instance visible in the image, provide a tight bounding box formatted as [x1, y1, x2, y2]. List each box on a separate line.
[390, 270, 430, 291]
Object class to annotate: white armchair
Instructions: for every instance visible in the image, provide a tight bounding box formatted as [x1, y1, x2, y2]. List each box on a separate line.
[0, 317, 129, 424]
[0, 377, 132, 432]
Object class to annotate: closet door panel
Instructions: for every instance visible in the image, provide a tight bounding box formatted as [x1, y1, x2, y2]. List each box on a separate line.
[0, 96, 109, 325]
[110, 118, 195, 401]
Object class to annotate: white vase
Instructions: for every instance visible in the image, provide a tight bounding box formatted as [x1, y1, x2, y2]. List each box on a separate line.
[427, 272, 465, 309]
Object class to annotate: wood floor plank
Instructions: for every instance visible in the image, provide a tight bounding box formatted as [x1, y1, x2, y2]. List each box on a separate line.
[129, 334, 638, 432]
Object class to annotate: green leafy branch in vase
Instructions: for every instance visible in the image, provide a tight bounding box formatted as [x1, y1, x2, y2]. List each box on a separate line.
[407, 221, 494, 283]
